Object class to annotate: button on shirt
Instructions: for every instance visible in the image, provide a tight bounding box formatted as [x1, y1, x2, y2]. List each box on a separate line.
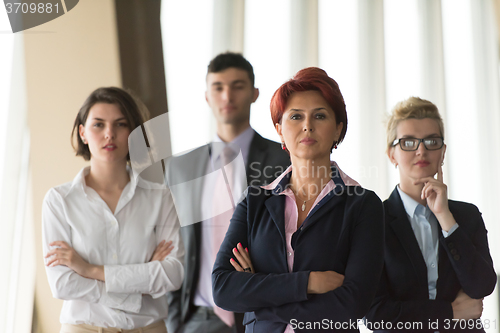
[42, 167, 185, 329]
[261, 161, 360, 333]
[397, 186, 457, 300]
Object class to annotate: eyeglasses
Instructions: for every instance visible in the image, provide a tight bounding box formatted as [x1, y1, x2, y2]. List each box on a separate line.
[392, 137, 444, 151]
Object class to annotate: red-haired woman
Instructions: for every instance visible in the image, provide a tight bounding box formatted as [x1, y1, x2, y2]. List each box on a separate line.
[212, 68, 385, 332]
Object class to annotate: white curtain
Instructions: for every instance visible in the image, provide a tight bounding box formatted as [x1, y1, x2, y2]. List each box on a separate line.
[0, 8, 36, 333]
[441, 0, 500, 326]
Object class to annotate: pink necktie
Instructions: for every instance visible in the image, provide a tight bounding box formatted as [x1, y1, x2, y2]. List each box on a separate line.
[212, 146, 236, 327]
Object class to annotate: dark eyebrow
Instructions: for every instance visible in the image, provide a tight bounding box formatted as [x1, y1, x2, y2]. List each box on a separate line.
[92, 117, 127, 122]
[401, 134, 441, 138]
[211, 80, 248, 87]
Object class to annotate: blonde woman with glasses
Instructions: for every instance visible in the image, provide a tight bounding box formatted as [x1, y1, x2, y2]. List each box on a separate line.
[366, 97, 496, 333]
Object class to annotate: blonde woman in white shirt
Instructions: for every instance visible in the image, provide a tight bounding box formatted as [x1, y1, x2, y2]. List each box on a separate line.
[42, 87, 184, 333]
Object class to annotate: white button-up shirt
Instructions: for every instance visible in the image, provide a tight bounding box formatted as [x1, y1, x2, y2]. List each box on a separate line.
[42, 167, 184, 329]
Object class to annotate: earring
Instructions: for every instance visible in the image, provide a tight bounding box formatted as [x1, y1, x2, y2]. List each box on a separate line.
[330, 141, 338, 152]
[81, 137, 87, 144]
[281, 142, 286, 150]
[441, 162, 444, 166]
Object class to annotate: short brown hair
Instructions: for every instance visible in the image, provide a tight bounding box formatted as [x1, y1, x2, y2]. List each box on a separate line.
[71, 87, 150, 161]
[207, 52, 255, 87]
[386, 96, 444, 151]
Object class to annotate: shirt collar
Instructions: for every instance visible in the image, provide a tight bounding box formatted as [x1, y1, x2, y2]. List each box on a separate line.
[68, 166, 90, 196]
[396, 185, 430, 219]
[261, 161, 360, 195]
[68, 165, 138, 199]
[212, 126, 255, 162]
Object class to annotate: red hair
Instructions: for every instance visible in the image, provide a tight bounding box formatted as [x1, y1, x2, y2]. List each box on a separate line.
[270, 67, 348, 144]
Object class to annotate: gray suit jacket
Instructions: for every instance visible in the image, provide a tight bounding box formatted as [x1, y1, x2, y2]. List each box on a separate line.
[166, 132, 290, 333]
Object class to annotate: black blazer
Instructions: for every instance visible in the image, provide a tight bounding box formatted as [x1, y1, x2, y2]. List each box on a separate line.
[212, 168, 385, 332]
[365, 187, 496, 333]
[166, 132, 290, 333]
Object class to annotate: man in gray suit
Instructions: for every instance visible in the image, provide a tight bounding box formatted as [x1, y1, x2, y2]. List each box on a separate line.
[166, 53, 290, 333]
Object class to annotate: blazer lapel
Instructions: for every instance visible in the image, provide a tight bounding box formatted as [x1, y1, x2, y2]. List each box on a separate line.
[264, 194, 288, 272]
[300, 188, 346, 234]
[167, 144, 211, 184]
[299, 167, 348, 234]
[264, 194, 286, 241]
[165, 144, 211, 227]
[246, 132, 267, 184]
[387, 188, 429, 290]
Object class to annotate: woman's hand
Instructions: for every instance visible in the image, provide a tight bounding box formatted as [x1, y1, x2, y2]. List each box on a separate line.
[413, 163, 457, 232]
[230, 242, 254, 273]
[413, 163, 448, 214]
[307, 271, 344, 294]
[149, 240, 174, 262]
[452, 289, 483, 320]
[45, 241, 95, 278]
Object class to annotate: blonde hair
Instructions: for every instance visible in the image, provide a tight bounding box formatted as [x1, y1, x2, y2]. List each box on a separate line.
[386, 97, 444, 151]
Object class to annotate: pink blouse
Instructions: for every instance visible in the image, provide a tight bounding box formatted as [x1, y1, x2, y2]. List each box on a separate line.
[261, 161, 359, 333]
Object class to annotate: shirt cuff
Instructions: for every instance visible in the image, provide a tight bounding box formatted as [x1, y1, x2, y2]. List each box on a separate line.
[97, 282, 142, 313]
[104, 264, 150, 294]
[442, 223, 459, 238]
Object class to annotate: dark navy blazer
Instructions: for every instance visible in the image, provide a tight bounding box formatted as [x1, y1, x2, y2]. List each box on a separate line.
[212, 167, 385, 332]
[365, 187, 496, 333]
[166, 132, 290, 333]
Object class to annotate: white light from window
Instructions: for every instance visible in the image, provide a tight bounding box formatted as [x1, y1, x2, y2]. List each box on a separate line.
[244, 0, 291, 143]
[0, 5, 16, 332]
[318, 0, 359, 179]
[384, 0, 421, 110]
[0, 0, 14, 202]
[161, 0, 214, 154]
